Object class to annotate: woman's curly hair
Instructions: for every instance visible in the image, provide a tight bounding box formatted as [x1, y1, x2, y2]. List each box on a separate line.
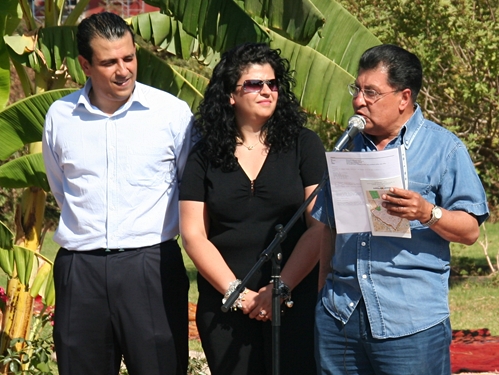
[194, 42, 307, 171]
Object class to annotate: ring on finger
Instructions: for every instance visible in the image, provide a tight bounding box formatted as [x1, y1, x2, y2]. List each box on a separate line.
[259, 310, 267, 317]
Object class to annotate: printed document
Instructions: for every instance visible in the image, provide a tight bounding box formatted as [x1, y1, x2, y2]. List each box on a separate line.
[326, 146, 411, 237]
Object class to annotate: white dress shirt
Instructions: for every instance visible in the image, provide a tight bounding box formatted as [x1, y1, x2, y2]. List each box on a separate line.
[42, 80, 194, 250]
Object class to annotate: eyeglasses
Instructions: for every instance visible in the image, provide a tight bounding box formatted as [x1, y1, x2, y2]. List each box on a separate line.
[348, 83, 398, 103]
[236, 79, 279, 93]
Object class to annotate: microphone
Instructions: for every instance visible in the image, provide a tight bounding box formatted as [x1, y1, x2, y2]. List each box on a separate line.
[333, 115, 366, 152]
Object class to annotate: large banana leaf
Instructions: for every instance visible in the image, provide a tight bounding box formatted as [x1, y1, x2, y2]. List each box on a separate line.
[0, 89, 76, 160]
[0, 153, 49, 191]
[130, 12, 222, 69]
[6, 26, 87, 86]
[153, 0, 324, 46]
[0, 31, 10, 111]
[136, 0, 379, 125]
[0, 219, 55, 306]
[239, 0, 325, 44]
[0, 244, 55, 306]
[268, 31, 353, 125]
[0, 220, 14, 254]
[129, 12, 200, 61]
[35, 26, 86, 85]
[0, 0, 22, 110]
[136, 45, 209, 110]
[308, 0, 380, 77]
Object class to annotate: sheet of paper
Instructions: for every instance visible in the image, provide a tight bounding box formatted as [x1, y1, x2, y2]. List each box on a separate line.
[326, 146, 410, 237]
[360, 177, 411, 238]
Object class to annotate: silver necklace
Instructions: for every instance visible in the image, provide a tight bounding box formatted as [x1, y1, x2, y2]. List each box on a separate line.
[237, 138, 260, 150]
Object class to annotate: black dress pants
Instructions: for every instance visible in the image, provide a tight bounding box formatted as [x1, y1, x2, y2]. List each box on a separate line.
[53, 240, 189, 375]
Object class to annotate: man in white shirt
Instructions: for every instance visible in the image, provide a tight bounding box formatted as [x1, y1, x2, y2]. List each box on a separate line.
[42, 12, 194, 375]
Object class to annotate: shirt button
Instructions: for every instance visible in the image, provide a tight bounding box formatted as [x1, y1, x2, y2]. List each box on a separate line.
[362, 274, 367, 279]
[361, 241, 366, 246]
[349, 302, 354, 307]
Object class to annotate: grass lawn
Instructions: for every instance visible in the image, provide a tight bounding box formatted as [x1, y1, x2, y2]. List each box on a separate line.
[449, 221, 499, 335]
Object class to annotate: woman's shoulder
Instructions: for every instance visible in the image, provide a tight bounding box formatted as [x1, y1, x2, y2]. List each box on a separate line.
[186, 141, 208, 164]
[298, 127, 325, 148]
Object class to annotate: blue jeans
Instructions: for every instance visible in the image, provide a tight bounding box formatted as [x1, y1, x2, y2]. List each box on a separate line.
[314, 297, 452, 375]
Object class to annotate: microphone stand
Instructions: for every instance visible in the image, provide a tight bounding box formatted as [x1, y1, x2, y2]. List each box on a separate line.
[221, 173, 329, 375]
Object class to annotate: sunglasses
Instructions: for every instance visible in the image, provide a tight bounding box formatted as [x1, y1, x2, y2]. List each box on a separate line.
[236, 79, 279, 93]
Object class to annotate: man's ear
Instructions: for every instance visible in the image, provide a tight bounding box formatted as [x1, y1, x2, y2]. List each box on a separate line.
[399, 88, 413, 111]
[78, 55, 91, 76]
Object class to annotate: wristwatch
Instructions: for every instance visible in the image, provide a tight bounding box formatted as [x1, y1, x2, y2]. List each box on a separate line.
[422, 205, 442, 227]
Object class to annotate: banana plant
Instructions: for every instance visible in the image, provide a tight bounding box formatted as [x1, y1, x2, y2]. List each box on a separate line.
[0, 220, 55, 354]
[0, 88, 74, 369]
[0, 0, 88, 366]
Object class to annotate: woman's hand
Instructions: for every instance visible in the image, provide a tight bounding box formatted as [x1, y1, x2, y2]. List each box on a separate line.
[239, 284, 273, 321]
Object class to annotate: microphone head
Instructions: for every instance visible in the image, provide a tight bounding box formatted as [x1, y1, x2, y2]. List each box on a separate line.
[348, 115, 366, 132]
[333, 114, 366, 151]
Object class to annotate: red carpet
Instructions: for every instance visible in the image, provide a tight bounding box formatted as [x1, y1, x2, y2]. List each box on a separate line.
[189, 311, 499, 373]
[451, 329, 499, 373]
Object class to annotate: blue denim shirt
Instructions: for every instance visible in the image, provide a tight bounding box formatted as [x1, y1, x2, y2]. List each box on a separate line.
[313, 106, 489, 339]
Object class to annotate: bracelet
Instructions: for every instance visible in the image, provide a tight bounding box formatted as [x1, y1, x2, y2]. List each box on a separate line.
[270, 279, 294, 308]
[222, 279, 248, 311]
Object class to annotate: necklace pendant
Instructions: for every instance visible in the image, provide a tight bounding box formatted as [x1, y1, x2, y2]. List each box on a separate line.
[247, 145, 255, 150]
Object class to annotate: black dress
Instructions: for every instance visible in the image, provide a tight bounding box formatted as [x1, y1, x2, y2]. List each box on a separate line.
[179, 128, 326, 375]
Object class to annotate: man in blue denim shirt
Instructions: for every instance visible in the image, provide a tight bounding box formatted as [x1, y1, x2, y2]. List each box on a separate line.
[313, 45, 489, 375]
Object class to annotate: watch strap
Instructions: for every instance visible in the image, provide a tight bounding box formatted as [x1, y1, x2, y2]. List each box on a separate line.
[422, 205, 441, 227]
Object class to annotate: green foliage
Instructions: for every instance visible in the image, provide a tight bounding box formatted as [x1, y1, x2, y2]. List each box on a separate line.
[187, 355, 209, 375]
[0, 220, 55, 306]
[0, 337, 55, 375]
[0, 186, 16, 233]
[118, 354, 209, 375]
[338, 0, 499, 215]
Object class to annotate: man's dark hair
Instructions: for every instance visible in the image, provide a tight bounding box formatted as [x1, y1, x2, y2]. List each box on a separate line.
[77, 12, 134, 64]
[358, 44, 422, 103]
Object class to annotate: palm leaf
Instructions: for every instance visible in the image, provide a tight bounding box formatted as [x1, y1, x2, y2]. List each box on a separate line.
[0, 0, 22, 110]
[0, 153, 50, 191]
[0, 89, 77, 160]
[13, 245, 35, 286]
[151, 0, 324, 45]
[308, 0, 380, 77]
[35, 26, 87, 85]
[63, 0, 91, 26]
[0, 247, 14, 278]
[268, 31, 353, 125]
[239, 0, 325, 44]
[136, 45, 208, 110]
[0, 222, 14, 277]
[142, 0, 271, 53]
[0, 36, 10, 111]
[6, 26, 86, 87]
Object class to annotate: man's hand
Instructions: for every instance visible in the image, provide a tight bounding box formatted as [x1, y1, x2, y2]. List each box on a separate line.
[381, 187, 433, 223]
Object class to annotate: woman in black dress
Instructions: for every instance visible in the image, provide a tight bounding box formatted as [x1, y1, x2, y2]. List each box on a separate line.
[179, 43, 326, 375]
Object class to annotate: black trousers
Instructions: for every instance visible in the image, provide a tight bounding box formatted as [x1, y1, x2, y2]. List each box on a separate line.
[53, 240, 189, 375]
